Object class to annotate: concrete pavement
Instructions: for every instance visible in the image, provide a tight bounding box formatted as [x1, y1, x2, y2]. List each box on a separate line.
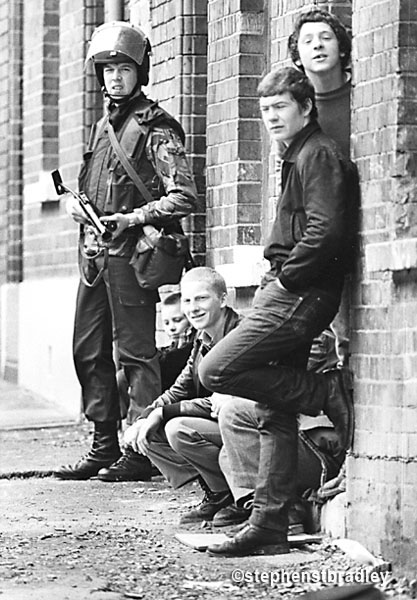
[0, 379, 336, 600]
[0, 377, 83, 477]
[0, 378, 78, 432]
[0, 378, 397, 600]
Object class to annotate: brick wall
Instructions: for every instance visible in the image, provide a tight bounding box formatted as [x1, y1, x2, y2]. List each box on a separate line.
[0, 1, 23, 284]
[22, 0, 59, 186]
[348, 0, 417, 572]
[146, 0, 208, 264]
[0, 1, 8, 283]
[6, 1, 24, 283]
[22, 0, 61, 279]
[22, 1, 104, 280]
[128, 0, 207, 264]
[205, 0, 265, 272]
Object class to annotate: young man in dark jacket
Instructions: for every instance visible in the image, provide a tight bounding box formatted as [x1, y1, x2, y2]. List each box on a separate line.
[200, 67, 358, 556]
[55, 22, 197, 482]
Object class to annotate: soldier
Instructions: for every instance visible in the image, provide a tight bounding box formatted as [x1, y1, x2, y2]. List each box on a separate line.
[55, 21, 197, 481]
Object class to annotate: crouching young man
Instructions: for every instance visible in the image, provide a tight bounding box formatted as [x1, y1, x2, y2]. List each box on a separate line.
[123, 267, 240, 524]
[199, 67, 358, 556]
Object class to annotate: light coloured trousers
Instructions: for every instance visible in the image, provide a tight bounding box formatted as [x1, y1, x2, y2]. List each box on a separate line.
[146, 415, 228, 493]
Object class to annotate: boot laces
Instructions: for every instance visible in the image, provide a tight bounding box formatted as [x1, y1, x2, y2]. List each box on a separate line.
[111, 452, 133, 470]
[194, 476, 216, 506]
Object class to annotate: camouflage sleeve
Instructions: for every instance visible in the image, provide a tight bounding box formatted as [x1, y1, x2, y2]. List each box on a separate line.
[136, 126, 198, 225]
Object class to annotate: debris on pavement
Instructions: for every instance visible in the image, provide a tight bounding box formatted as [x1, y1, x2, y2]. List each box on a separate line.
[0, 424, 415, 599]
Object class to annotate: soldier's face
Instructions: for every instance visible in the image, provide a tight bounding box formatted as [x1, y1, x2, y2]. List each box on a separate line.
[103, 62, 138, 97]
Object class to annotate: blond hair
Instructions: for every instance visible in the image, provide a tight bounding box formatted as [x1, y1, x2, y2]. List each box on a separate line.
[181, 267, 227, 298]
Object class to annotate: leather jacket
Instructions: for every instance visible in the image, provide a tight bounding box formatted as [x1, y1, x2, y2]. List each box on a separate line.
[264, 121, 359, 294]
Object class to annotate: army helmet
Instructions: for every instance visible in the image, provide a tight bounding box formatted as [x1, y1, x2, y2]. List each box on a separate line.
[86, 21, 151, 86]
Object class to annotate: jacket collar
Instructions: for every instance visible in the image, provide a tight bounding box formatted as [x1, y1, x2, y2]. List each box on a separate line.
[197, 306, 241, 351]
[281, 120, 321, 164]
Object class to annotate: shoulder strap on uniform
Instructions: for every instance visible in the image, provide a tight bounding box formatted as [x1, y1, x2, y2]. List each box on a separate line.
[120, 114, 150, 159]
[106, 117, 153, 205]
[87, 115, 107, 151]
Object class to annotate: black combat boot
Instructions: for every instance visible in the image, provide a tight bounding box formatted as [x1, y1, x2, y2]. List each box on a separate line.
[97, 446, 152, 482]
[179, 477, 232, 525]
[54, 421, 121, 480]
[212, 494, 253, 528]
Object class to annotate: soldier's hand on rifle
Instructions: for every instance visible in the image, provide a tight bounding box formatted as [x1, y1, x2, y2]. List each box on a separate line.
[100, 213, 129, 239]
[101, 209, 145, 239]
[65, 194, 89, 225]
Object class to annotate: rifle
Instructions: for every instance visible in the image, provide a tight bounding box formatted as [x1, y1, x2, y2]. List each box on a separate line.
[51, 169, 116, 241]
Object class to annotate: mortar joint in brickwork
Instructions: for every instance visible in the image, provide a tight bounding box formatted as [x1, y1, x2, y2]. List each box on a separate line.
[349, 451, 417, 464]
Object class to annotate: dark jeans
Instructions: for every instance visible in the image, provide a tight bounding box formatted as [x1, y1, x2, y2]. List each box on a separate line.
[199, 279, 341, 533]
[73, 255, 161, 425]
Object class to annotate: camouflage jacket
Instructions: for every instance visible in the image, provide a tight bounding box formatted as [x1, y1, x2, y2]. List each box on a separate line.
[78, 91, 197, 256]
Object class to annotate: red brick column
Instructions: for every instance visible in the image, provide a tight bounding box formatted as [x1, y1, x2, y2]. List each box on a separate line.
[1, 1, 24, 283]
[22, 1, 104, 280]
[60, 1, 104, 178]
[348, 0, 417, 571]
[130, 0, 207, 264]
[22, 0, 61, 279]
[205, 0, 265, 282]
[22, 0, 59, 187]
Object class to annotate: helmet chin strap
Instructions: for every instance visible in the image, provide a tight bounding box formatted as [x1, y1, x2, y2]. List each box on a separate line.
[102, 63, 142, 102]
[103, 83, 142, 106]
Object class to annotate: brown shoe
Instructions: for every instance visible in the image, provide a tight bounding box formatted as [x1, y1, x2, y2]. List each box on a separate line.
[207, 523, 290, 557]
[323, 367, 354, 453]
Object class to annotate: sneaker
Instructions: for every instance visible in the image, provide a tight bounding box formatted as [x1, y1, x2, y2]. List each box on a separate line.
[96, 447, 152, 482]
[179, 478, 232, 524]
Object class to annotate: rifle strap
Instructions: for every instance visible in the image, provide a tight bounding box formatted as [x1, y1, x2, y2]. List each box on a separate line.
[78, 227, 109, 288]
[107, 118, 195, 270]
[106, 119, 153, 205]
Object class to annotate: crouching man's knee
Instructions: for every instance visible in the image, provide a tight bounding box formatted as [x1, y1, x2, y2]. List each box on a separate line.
[217, 396, 242, 429]
[218, 396, 258, 433]
[165, 417, 195, 454]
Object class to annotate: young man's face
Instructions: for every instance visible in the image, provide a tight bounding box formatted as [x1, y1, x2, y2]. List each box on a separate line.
[181, 281, 226, 334]
[297, 21, 341, 78]
[161, 303, 190, 342]
[259, 92, 311, 145]
[102, 62, 138, 98]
